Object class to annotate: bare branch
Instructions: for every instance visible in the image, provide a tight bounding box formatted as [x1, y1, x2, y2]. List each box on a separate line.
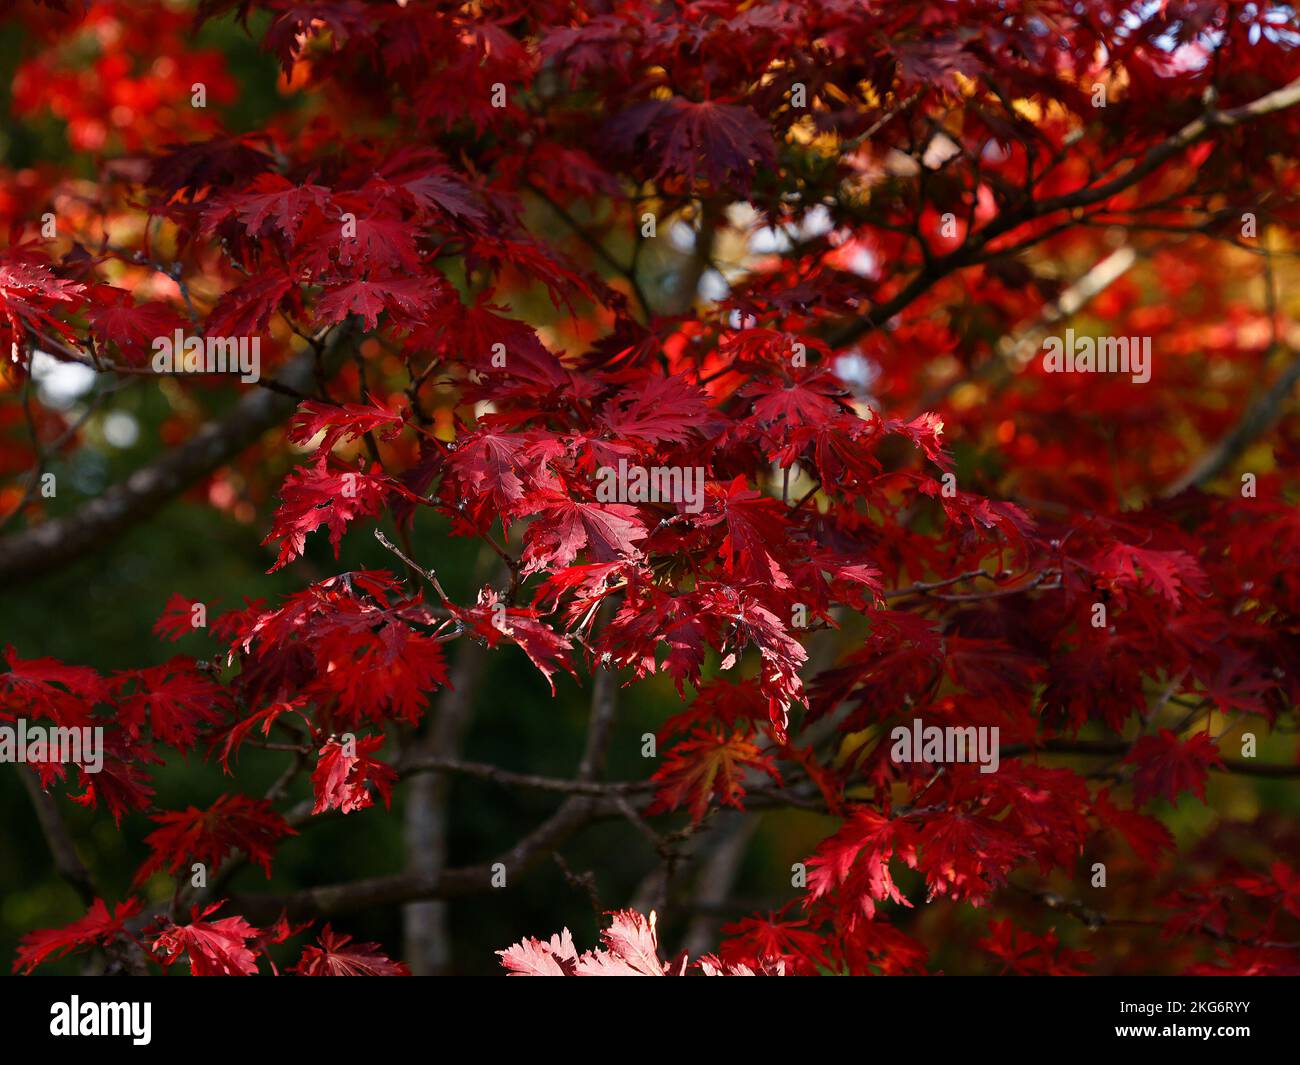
[17, 768, 98, 905]
[229, 784, 827, 923]
[399, 754, 654, 795]
[1162, 349, 1300, 497]
[1002, 739, 1299, 777]
[577, 600, 620, 782]
[403, 633, 490, 975]
[374, 527, 453, 603]
[680, 816, 759, 960]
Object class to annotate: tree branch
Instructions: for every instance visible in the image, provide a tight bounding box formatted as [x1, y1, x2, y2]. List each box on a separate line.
[1002, 739, 1299, 777]
[577, 624, 619, 782]
[0, 322, 359, 585]
[403, 634, 490, 975]
[399, 754, 654, 795]
[1162, 348, 1300, 496]
[228, 784, 824, 923]
[17, 768, 98, 906]
[827, 78, 1300, 350]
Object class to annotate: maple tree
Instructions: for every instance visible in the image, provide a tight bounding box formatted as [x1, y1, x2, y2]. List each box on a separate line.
[1, 0, 1299, 979]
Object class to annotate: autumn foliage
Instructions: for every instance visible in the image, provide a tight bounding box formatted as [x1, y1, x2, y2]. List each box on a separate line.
[2, 0, 1300, 977]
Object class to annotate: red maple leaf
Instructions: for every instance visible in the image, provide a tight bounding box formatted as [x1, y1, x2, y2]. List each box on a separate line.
[259, 2, 371, 75]
[883, 412, 953, 470]
[1089, 542, 1209, 607]
[742, 372, 849, 429]
[1234, 863, 1300, 921]
[0, 247, 85, 354]
[718, 908, 827, 976]
[134, 794, 296, 884]
[445, 425, 531, 528]
[519, 491, 648, 572]
[291, 926, 411, 976]
[316, 274, 444, 330]
[1091, 787, 1176, 868]
[204, 172, 331, 241]
[450, 586, 576, 694]
[412, 298, 569, 387]
[289, 398, 404, 453]
[263, 457, 392, 571]
[115, 657, 230, 752]
[977, 919, 1095, 976]
[215, 699, 311, 771]
[596, 586, 713, 695]
[311, 733, 398, 815]
[723, 591, 808, 739]
[153, 593, 209, 643]
[1125, 729, 1224, 806]
[659, 678, 769, 738]
[601, 374, 717, 443]
[67, 735, 160, 826]
[309, 620, 449, 725]
[86, 286, 189, 365]
[706, 478, 794, 589]
[204, 265, 297, 337]
[1, 645, 108, 727]
[14, 897, 142, 975]
[647, 728, 782, 823]
[147, 134, 274, 200]
[151, 902, 262, 976]
[807, 808, 915, 923]
[606, 98, 775, 191]
[381, 147, 489, 226]
[915, 810, 1033, 903]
